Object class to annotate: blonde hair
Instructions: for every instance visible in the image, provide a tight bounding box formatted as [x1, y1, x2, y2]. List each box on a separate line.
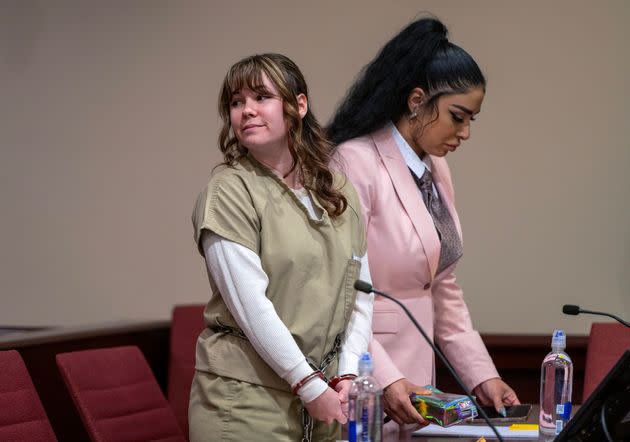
[217, 53, 347, 217]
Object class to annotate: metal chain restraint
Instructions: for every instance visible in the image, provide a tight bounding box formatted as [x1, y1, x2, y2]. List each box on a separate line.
[209, 322, 344, 442]
[208, 320, 247, 339]
[301, 333, 343, 442]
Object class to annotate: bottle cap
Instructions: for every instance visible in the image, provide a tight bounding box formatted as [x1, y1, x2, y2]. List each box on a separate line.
[551, 329, 566, 349]
[358, 352, 373, 375]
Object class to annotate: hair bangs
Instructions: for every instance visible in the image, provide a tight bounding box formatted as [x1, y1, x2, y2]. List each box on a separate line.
[224, 59, 274, 99]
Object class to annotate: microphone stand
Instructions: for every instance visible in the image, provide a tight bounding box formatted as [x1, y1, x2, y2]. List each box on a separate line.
[562, 304, 629, 441]
[354, 280, 505, 441]
[571, 307, 630, 329]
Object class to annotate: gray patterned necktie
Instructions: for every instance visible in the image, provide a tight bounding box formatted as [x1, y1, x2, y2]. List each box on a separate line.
[410, 167, 463, 274]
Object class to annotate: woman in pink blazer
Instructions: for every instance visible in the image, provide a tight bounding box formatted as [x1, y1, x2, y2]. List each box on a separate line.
[329, 17, 520, 438]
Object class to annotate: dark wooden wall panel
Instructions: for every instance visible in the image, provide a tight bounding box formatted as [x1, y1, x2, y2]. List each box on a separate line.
[436, 334, 588, 405]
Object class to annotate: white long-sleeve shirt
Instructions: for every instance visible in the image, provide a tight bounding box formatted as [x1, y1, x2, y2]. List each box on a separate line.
[201, 188, 372, 403]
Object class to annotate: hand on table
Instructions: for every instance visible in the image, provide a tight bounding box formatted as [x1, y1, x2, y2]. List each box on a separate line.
[472, 377, 520, 416]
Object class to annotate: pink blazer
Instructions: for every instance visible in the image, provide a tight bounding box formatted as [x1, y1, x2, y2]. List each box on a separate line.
[336, 125, 499, 391]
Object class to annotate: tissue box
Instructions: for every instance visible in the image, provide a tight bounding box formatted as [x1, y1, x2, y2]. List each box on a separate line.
[409, 385, 478, 427]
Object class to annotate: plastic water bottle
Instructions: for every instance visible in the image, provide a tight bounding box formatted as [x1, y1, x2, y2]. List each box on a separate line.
[539, 329, 573, 435]
[348, 352, 383, 442]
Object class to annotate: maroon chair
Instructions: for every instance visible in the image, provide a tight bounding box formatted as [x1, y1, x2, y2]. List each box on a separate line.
[56, 346, 185, 442]
[0, 350, 57, 442]
[582, 322, 630, 402]
[167, 304, 205, 438]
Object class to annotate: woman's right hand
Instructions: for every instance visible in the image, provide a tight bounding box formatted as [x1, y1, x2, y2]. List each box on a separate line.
[304, 387, 348, 424]
[383, 378, 431, 426]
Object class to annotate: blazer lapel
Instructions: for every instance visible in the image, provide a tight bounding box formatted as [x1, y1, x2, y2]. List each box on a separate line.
[371, 126, 441, 279]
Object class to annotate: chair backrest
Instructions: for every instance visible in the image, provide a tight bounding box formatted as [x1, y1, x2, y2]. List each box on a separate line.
[583, 322, 630, 402]
[167, 304, 205, 438]
[56, 345, 185, 442]
[0, 350, 57, 442]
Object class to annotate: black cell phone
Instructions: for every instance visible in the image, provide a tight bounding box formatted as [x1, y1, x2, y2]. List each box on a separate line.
[472, 404, 532, 423]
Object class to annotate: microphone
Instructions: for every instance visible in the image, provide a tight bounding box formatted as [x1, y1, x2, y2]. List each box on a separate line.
[562, 304, 630, 328]
[562, 304, 580, 316]
[354, 279, 505, 442]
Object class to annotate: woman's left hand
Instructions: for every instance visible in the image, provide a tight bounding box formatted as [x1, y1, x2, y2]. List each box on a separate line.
[304, 387, 347, 424]
[472, 377, 520, 415]
[334, 379, 353, 418]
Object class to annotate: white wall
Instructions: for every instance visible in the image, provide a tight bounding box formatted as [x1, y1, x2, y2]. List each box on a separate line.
[1, 1, 628, 335]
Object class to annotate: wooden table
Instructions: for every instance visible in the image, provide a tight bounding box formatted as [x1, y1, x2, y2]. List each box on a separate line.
[410, 404, 570, 441]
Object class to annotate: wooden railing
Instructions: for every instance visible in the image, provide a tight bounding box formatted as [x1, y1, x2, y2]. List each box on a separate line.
[0, 322, 587, 440]
[0, 321, 170, 442]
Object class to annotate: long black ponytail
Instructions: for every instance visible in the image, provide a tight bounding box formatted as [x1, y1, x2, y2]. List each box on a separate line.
[328, 17, 485, 145]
